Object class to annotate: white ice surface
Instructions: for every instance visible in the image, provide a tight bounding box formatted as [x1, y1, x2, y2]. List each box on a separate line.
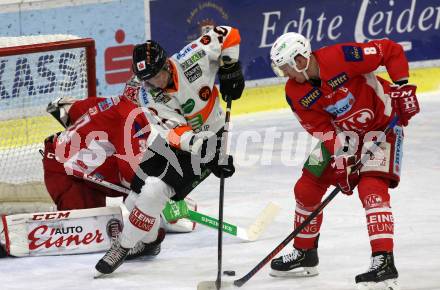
[1, 93, 439, 290]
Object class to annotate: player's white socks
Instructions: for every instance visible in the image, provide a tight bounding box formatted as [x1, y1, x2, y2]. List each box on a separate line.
[119, 177, 175, 248]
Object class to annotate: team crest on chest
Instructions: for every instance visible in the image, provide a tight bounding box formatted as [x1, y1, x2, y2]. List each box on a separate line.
[335, 109, 374, 133]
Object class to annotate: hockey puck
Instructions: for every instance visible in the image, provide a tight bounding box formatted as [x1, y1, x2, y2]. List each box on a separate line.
[223, 270, 236, 276]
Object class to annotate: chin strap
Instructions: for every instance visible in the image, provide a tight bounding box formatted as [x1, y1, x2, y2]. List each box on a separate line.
[293, 56, 311, 80]
[302, 57, 311, 80]
[302, 70, 310, 81]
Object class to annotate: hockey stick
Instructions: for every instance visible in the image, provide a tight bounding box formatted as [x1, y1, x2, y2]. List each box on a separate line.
[76, 172, 280, 241]
[216, 95, 233, 289]
[198, 115, 399, 289]
[186, 202, 280, 241]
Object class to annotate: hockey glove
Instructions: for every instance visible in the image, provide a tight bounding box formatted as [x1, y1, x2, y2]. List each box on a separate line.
[180, 130, 219, 161]
[46, 96, 77, 128]
[331, 154, 359, 195]
[218, 61, 245, 101]
[208, 154, 235, 179]
[390, 83, 420, 127]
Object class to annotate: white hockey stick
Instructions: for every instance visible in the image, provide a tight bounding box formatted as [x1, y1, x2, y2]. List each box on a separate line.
[189, 201, 280, 242]
[238, 202, 280, 242]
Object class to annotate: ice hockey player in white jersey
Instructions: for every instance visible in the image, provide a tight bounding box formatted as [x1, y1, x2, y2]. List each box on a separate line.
[94, 25, 245, 276]
[125, 25, 243, 155]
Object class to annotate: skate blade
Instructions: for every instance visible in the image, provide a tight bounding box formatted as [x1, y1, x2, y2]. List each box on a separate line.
[94, 270, 111, 279]
[269, 266, 319, 278]
[356, 278, 400, 290]
[197, 280, 234, 290]
[125, 255, 158, 262]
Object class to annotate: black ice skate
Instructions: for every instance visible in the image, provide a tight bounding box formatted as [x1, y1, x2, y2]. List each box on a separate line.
[0, 245, 7, 258]
[94, 238, 129, 278]
[270, 247, 319, 277]
[126, 228, 166, 260]
[355, 252, 399, 290]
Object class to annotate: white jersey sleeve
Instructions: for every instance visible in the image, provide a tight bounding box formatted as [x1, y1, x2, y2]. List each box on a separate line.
[195, 25, 240, 64]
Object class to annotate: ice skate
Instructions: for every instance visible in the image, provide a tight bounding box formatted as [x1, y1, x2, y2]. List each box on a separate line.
[270, 247, 319, 277]
[94, 238, 129, 278]
[355, 252, 399, 290]
[126, 228, 165, 260]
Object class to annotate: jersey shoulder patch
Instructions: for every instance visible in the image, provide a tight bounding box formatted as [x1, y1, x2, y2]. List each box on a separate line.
[342, 45, 364, 62]
[98, 98, 114, 112]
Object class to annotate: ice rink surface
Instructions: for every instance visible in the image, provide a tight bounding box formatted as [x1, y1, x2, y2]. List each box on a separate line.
[1, 93, 439, 290]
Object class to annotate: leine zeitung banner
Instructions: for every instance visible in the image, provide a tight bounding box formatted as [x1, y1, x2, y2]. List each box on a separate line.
[0, 0, 439, 101]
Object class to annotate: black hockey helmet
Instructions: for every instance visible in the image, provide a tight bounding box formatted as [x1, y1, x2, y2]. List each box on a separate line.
[132, 40, 167, 81]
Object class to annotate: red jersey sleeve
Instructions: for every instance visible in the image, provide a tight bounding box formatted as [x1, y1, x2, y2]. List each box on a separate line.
[110, 97, 151, 184]
[68, 97, 102, 123]
[319, 39, 409, 83]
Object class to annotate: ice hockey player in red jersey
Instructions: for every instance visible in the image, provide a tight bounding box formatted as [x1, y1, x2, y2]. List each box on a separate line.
[40, 95, 200, 259]
[94, 25, 245, 276]
[269, 32, 419, 290]
[43, 95, 172, 260]
[44, 96, 197, 224]
[43, 97, 131, 210]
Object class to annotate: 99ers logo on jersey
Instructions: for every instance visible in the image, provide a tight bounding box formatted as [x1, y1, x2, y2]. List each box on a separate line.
[200, 35, 211, 45]
[335, 109, 374, 133]
[199, 86, 211, 101]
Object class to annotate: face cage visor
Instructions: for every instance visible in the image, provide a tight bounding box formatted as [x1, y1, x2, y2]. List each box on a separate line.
[141, 62, 170, 86]
[271, 54, 311, 78]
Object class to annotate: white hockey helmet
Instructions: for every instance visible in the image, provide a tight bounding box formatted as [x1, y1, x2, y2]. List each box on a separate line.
[270, 32, 311, 77]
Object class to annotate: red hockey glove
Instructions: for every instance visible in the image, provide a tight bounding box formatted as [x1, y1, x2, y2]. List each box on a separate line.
[331, 154, 359, 195]
[390, 84, 420, 127]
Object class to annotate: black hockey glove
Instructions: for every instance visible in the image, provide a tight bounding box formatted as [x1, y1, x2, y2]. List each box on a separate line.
[218, 61, 245, 102]
[208, 154, 235, 179]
